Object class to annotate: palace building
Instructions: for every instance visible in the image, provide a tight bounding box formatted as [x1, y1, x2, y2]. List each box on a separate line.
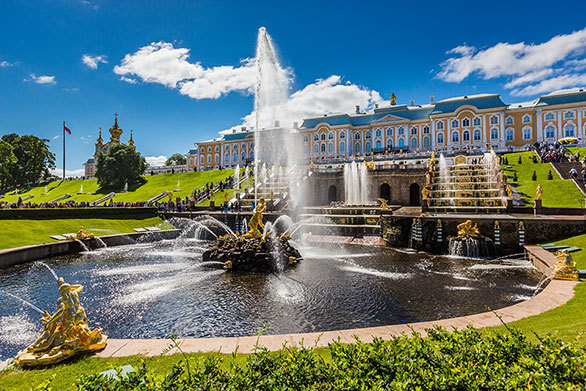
[187, 88, 585, 171]
[84, 114, 135, 178]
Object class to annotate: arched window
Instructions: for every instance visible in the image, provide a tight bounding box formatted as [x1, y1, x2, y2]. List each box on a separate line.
[545, 113, 555, 121]
[365, 141, 371, 152]
[320, 143, 326, 153]
[462, 118, 470, 127]
[398, 138, 405, 148]
[355, 142, 361, 153]
[490, 116, 498, 125]
[398, 127, 404, 135]
[355, 133, 361, 140]
[423, 126, 430, 134]
[224, 154, 229, 162]
[328, 143, 333, 153]
[411, 127, 417, 135]
[410, 138, 417, 149]
[564, 112, 575, 119]
[249, 151, 254, 159]
[564, 124, 575, 137]
[340, 131, 345, 139]
[463, 130, 470, 141]
[303, 135, 308, 142]
[241, 152, 246, 160]
[490, 128, 499, 139]
[375, 140, 382, 150]
[303, 144, 308, 153]
[545, 125, 555, 139]
[375, 129, 381, 137]
[506, 129, 514, 141]
[436, 121, 444, 130]
[365, 132, 371, 139]
[207, 147, 212, 152]
[522, 127, 532, 140]
[207, 155, 211, 163]
[387, 138, 393, 149]
[313, 144, 318, 153]
[437, 132, 444, 144]
[233, 153, 237, 162]
[320, 133, 326, 141]
[473, 129, 481, 141]
[451, 119, 459, 128]
[452, 131, 459, 143]
[200, 156, 204, 164]
[386, 128, 393, 136]
[423, 136, 430, 148]
[522, 115, 531, 123]
[313, 134, 319, 141]
[340, 141, 345, 152]
[328, 133, 334, 139]
[473, 118, 481, 126]
[506, 117, 513, 125]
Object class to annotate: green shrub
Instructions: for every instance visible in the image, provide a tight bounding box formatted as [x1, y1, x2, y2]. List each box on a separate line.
[72, 326, 585, 390]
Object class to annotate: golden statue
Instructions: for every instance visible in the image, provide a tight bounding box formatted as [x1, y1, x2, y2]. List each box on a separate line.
[310, 160, 316, 170]
[505, 184, 512, 199]
[456, 220, 483, 239]
[390, 93, 397, 105]
[552, 250, 578, 281]
[243, 197, 266, 238]
[535, 184, 543, 200]
[14, 277, 107, 367]
[422, 185, 431, 200]
[66, 227, 94, 240]
[364, 160, 375, 170]
[377, 198, 391, 211]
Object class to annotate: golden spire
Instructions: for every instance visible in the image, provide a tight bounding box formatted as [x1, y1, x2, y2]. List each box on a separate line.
[129, 129, 135, 147]
[109, 113, 123, 142]
[96, 127, 103, 145]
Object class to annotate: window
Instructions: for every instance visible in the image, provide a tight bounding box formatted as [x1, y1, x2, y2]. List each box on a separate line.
[506, 129, 514, 141]
[241, 152, 246, 160]
[545, 125, 555, 139]
[410, 138, 417, 149]
[328, 133, 334, 140]
[375, 129, 382, 137]
[224, 154, 229, 162]
[386, 128, 393, 136]
[320, 133, 326, 141]
[340, 131, 345, 139]
[355, 142, 361, 153]
[241, 143, 246, 149]
[423, 126, 430, 134]
[365, 141, 371, 152]
[462, 118, 470, 127]
[207, 155, 211, 163]
[200, 148, 204, 153]
[313, 144, 318, 153]
[200, 156, 204, 164]
[523, 127, 531, 140]
[207, 147, 212, 152]
[328, 143, 333, 153]
[303, 135, 309, 142]
[215, 154, 219, 163]
[233, 153, 237, 162]
[463, 130, 470, 141]
[564, 124, 575, 137]
[452, 131, 459, 143]
[340, 141, 345, 151]
[398, 127, 405, 135]
[225, 145, 230, 150]
[506, 117, 513, 125]
[313, 134, 319, 141]
[522, 115, 531, 123]
[490, 116, 498, 125]
[249, 152, 254, 159]
[398, 138, 405, 148]
[437, 133, 444, 144]
[365, 132, 371, 139]
[321, 143, 326, 153]
[545, 113, 555, 121]
[564, 112, 575, 119]
[215, 146, 219, 151]
[387, 138, 393, 149]
[473, 118, 481, 126]
[451, 119, 459, 128]
[303, 144, 308, 153]
[473, 129, 481, 141]
[436, 121, 444, 130]
[411, 127, 417, 135]
[423, 136, 430, 148]
[355, 133, 361, 139]
[490, 128, 499, 139]
[375, 140, 382, 150]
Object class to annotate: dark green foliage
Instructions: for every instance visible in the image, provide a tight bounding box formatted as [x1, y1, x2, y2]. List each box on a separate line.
[532, 170, 537, 181]
[548, 170, 553, 180]
[165, 153, 187, 166]
[74, 326, 586, 390]
[0, 133, 55, 192]
[96, 144, 147, 190]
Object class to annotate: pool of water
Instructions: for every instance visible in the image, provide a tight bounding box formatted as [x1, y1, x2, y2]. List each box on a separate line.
[0, 239, 542, 360]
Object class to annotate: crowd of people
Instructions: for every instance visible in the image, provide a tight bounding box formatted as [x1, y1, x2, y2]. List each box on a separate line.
[535, 141, 569, 163]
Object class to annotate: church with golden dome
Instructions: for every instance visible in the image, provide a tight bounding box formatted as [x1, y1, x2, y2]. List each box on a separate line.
[83, 114, 135, 178]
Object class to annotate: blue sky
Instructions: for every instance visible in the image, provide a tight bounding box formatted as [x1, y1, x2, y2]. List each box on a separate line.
[0, 0, 585, 175]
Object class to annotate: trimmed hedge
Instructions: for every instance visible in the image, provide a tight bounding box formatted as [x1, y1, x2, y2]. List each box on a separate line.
[0, 207, 158, 220]
[68, 326, 585, 390]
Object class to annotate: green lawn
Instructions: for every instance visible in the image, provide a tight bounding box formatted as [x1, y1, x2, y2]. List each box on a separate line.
[487, 233, 586, 345]
[501, 151, 584, 207]
[1, 169, 234, 205]
[0, 217, 172, 250]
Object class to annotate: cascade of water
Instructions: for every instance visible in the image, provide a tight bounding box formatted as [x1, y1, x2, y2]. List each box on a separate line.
[233, 164, 240, 192]
[200, 216, 237, 237]
[438, 154, 453, 205]
[36, 261, 59, 280]
[95, 237, 107, 248]
[272, 214, 294, 235]
[533, 274, 553, 295]
[242, 218, 248, 234]
[0, 291, 45, 314]
[123, 183, 128, 193]
[75, 239, 89, 252]
[343, 162, 370, 205]
[262, 221, 273, 241]
[359, 162, 370, 204]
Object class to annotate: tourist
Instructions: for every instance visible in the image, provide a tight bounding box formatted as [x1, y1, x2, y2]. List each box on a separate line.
[569, 167, 578, 179]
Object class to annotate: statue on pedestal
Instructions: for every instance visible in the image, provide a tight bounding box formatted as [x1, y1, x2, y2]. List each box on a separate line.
[535, 184, 543, 200]
[553, 250, 578, 281]
[243, 197, 267, 239]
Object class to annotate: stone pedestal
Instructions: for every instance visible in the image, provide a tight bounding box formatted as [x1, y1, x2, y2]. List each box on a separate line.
[534, 199, 542, 216]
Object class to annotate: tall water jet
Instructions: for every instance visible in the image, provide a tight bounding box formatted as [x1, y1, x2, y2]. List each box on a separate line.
[233, 164, 240, 192]
[343, 162, 371, 205]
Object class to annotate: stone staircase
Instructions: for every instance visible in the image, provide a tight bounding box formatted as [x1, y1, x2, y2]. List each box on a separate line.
[299, 206, 382, 236]
[237, 167, 299, 211]
[552, 162, 586, 195]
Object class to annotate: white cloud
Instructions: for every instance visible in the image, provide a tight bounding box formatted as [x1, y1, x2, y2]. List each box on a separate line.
[510, 75, 586, 97]
[114, 41, 255, 99]
[50, 168, 86, 177]
[119, 76, 137, 84]
[53, 135, 60, 140]
[82, 54, 108, 69]
[438, 28, 586, 96]
[24, 73, 56, 85]
[0, 60, 14, 67]
[80, 135, 93, 144]
[62, 87, 80, 92]
[145, 155, 168, 166]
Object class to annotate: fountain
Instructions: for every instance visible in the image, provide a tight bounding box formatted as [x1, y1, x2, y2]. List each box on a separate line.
[123, 182, 128, 193]
[448, 220, 494, 258]
[343, 161, 371, 205]
[78, 184, 84, 194]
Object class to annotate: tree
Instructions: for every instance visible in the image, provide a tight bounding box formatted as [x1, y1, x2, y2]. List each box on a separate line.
[0, 140, 17, 192]
[96, 143, 147, 189]
[0, 133, 55, 191]
[166, 153, 187, 166]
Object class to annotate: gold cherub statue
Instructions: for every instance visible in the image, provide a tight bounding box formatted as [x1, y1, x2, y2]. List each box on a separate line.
[535, 184, 543, 200]
[553, 250, 578, 281]
[456, 220, 483, 239]
[243, 197, 267, 239]
[14, 277, 107, 367]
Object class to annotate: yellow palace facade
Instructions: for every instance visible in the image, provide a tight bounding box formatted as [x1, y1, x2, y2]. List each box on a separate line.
[187, 89, 586, 171]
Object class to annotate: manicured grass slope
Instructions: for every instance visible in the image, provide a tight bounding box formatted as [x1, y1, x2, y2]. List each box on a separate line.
[2, 169, 234, 205]
[501, 151, 584, 207]
[0, 217, 172, 250]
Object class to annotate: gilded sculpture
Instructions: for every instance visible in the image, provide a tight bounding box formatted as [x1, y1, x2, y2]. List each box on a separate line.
[553, 250, 578, 281]
[14, 277, 107, 367]
[535, 184, 543, 200]
[377, 198, 391, 210]
[243, 197, 267, 238]
[456, 220, 483, 239]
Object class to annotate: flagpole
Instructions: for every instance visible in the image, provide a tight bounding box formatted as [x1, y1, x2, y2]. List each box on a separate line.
[63, 121, 65, 181]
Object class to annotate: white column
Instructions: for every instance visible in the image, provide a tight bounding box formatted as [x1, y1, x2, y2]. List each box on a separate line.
[536, 110, 543, 142]
[447, 118, 452, 149]
[558, 111, 563, 139]
[500, 111, 506, 149]
[578, 111, 583, 142]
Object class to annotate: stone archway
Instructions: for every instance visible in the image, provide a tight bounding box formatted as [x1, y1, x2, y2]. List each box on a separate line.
[409, 183, 420, 206]
[379, 183, 391, 202]
[328, 185, 338, 203]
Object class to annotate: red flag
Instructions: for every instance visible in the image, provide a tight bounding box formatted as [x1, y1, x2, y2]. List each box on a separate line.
[64, 124, 71, 135]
